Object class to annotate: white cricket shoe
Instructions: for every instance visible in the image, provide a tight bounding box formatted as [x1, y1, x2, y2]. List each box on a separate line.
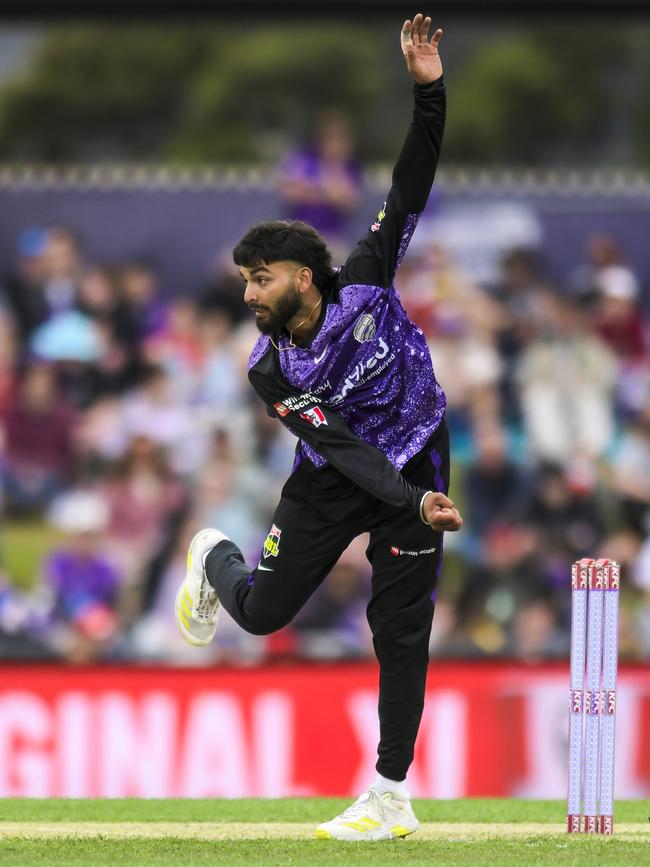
[175, 528, 227, 647]
[315, 787, 419, 841]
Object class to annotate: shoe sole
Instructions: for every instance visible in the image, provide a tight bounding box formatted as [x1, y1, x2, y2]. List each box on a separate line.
[314, 823, 418, 841]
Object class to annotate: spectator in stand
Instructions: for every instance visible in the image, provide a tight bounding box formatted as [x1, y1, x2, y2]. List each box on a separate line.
[1, 225, 84, 349]
[507, 594, 567, 661]
[120, 364, 209, 476]
[0, 570, 56, 660]
[117, 261, 168, 342]
[41, 226, 84, 316]
[611, 400, 650, 534]
[591, 262, 647, 363]
[250, 398, 299, 502]
[143, 298, 203, 402]
[568, 234, 647, 411]
[77, 264, 137, 342]
[451, 525, 550, 658]
[1, 228, 50, 344]
[190, 457, 262, 565]
[517, 292, 618, 465]
[279, 109, 361, 241]
[43, 489, 122, 663]
[74, 396, 125, 472]
[398, 242, 502, 341]
[190, 315, 257, 470]
[76, 264, 118, 324]
[526, 462, 605, 568]
[488, 247, 555, 419]
[442, 564, 507, 657]
[629, 533, 650, 657]
[568, 233, 640, 306]
[0, 310, 18, 416]
[78, 320, 149, 405]
[100, 434, 186, 592]
[2, 363, 76, 515]
[464, 423, 534, 541]
[194, 309, 244, 414]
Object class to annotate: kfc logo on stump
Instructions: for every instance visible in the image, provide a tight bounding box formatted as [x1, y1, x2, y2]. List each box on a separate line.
[567, 814, 582, 833]
[607, 690, 617, 715]
[570, 689, 582, 714]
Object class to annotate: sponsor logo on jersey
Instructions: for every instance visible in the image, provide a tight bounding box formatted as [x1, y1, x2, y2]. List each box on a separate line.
[263, 524, 282, 559]
[353, 313, 376, 343]
[299, 406, 328, 428]
[332, 337, 392, 402]
[389, 545, 437, 557]
[274, 392, 320, 416]
[371, 201, 387, 232]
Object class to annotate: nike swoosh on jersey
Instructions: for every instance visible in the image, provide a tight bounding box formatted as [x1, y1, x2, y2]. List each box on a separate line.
[257, 563, 275, 572]
[313, 346, 328, 364]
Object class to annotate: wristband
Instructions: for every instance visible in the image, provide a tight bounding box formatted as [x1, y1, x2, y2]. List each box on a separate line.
[419, 490, 434, 524]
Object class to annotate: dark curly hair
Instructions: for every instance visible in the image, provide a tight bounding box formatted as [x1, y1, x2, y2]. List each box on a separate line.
[233, 220, 336, 291]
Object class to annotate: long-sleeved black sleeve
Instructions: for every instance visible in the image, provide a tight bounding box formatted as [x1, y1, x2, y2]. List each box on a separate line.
[337, 76, 445, 289]
[248, 363, 431, 519]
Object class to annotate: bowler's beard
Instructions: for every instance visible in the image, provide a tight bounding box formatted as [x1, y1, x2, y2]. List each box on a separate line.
[252, 283, 303, 335]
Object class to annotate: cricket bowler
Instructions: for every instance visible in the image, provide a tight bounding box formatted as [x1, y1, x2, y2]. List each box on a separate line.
[176, 13, 462, 840]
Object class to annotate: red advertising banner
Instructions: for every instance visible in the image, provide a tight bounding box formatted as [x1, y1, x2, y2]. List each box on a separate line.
[0, 663, 648, 798]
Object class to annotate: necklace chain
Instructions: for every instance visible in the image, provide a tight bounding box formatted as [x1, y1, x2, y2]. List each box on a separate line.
[270, 296, 322, 352]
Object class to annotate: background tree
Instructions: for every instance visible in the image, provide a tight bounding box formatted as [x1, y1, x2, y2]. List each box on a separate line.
[0, 25, 389, 163]
[443, 26, 626, 165]
[0, 22, 644, 166]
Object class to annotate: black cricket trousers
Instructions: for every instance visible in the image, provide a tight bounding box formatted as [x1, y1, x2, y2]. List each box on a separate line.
[205, 419, 450, 782]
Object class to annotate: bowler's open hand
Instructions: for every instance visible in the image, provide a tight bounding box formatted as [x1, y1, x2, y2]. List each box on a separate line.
[422, 491, 463, 532]
[401, 13, 443, 84]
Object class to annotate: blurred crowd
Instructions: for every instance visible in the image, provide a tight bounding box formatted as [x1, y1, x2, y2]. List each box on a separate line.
[0, 158, 649, 665]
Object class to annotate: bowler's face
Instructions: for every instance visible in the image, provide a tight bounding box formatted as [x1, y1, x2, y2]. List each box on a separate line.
[240, 261, 302, 334]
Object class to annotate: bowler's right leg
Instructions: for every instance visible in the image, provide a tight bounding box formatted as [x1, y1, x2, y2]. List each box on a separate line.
[176, 462, 372, 642]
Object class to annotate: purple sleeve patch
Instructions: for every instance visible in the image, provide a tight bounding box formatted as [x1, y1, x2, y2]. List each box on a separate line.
[394, 213, 420, 276]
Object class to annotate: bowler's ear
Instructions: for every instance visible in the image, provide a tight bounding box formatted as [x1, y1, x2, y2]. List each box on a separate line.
[298, 266, 313, 290]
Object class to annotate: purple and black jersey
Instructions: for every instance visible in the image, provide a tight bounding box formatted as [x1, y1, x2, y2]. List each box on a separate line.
[248, 77, 447, 519]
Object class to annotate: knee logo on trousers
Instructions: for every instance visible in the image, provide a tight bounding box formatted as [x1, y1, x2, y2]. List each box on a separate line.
[263, 524, 282, 558]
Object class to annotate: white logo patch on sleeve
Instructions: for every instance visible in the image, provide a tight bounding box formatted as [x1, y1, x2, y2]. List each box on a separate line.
[299, 406, 328, 428]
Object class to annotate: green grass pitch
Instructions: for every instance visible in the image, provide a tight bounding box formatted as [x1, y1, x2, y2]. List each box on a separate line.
[0, 798, 648, 866]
